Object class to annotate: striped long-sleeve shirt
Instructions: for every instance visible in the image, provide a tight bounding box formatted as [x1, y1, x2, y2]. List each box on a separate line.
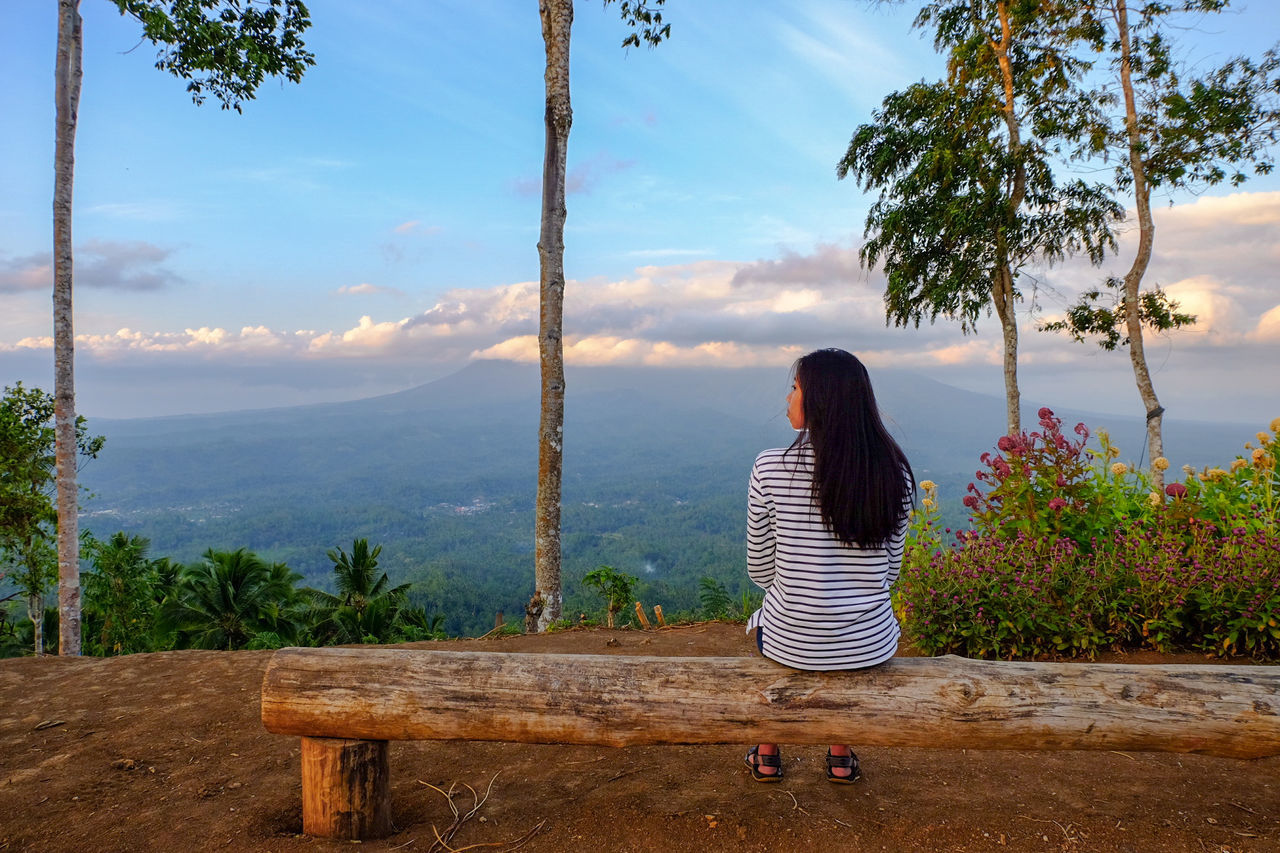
[745, 444, 911, 671]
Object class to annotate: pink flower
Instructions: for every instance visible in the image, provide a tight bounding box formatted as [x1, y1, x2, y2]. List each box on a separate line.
[962, 495, 979, 509]
[993, 459, 1012, 478]
[1048, 497, 1067, 511]
[1074, 422, 1089, 439]
[1165, 483, 1188, 499]
[1038, 407, 1054, 419]
[1056, 474, 1068, 487]
[996, 435, 1016, 452]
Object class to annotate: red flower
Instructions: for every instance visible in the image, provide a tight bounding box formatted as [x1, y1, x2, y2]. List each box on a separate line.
[1165, 483, 1188, 499]
[962, 495, 979, 509]
[1038, 407, 1054, 419]
[996, 435, 1016, 452]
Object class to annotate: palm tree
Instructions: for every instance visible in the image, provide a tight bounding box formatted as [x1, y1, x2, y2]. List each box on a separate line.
[82, 531, 159, 655]
[308, 539, 410, 644]
[161, 548, 304, 650]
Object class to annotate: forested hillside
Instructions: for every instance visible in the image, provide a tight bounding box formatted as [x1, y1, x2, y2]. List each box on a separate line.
[74, 360, 1251, 635]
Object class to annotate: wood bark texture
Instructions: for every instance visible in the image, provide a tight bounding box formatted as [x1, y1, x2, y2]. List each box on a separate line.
[300, 736, 392, 839]
[534, 0, 573, 631]
[262, 648, 1280, 759]
[1114, 0, 1165, 488]
[53, 0, 84, 656]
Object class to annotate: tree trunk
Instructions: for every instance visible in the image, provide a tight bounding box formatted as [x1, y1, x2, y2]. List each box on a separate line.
[27, 593, 44, 656]
[300, 736, 391, 840]
[993, 266, 1021, 435]
[53, 0, 84, 656]
[534, 0, 572, 631]
[261, 647, 1280, 759]
[1114, 0, 1165, 490]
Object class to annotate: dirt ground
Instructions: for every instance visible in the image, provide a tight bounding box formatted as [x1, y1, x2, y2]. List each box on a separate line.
[1, 623, 1277, 853]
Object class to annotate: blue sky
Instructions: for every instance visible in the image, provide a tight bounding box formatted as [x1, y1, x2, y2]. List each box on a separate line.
[2, 0, 1279, 428]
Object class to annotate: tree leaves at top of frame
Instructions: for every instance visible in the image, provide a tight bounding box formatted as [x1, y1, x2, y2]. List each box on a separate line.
[607, 0, 671, 49]
[111, 0, 315, 112]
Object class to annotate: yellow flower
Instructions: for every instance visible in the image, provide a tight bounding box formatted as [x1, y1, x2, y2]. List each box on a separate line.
[1152, 457, 1169, 472]
[922, 498, 936, 511]
[1253, 448, 1267, 465]
[1271, 417, 1280, 433]
[1148, 492, 1162, 507]
[1231, 458, 1248, 473]
[919, 480, 936, 492]
[1258, 432, 1272, 446]
[1111, 462, 1128, 476]
[1207, 467, 1229, 481]
[1182, 464, 1196, 476]
[1107, 445, 1122, 458]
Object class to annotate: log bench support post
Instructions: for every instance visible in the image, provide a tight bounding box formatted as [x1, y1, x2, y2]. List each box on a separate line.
[300, 736, 392, 840]
[261, 648, 1280, 840]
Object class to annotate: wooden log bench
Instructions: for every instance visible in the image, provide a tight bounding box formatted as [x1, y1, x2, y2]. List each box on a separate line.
[260, 647, 1280, 840]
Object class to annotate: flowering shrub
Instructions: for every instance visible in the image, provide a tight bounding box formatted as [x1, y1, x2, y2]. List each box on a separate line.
[899, 413, 1280, 661]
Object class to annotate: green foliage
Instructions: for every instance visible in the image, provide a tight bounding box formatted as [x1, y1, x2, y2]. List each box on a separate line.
[160, 548, 307, 650]
[838, 5, 1121, 335]
[306, 539, 415, 644]
[606, 0, 671, 49]
[0, 383, 104, 653]
[1044, 3, 1280, 350]
[900, 415, 1280, 660]
[82, 531, 164, 655]
[697, 576, 732, 619]
[1040, 278, 1197, 350]
[581, 564, 638, 628]
[111, 0, 316, 112]
[697, 576, 760, 622]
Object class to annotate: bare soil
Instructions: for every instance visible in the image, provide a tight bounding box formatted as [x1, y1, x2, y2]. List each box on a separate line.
[1, 623, 1277, 852]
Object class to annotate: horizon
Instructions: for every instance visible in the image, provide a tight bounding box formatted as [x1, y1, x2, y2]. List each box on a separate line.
[3, 2, 1279, 424]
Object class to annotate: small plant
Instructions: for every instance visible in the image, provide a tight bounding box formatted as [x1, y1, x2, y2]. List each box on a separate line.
[698, 576, 732, 620]
[581, 565, 638, 628]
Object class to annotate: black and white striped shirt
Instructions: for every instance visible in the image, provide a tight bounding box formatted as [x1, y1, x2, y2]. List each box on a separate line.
[746, 444, 910, 670]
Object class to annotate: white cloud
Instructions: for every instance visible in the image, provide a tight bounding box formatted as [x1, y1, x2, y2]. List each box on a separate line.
[337, 282, 405, 296]
[1254, 305, 1280, 342]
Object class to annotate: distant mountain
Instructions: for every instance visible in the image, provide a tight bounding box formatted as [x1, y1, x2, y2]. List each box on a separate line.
[73, 360, 1256, 635]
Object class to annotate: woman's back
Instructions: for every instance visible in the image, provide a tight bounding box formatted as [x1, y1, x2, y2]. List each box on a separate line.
[747, 444, 909, 670]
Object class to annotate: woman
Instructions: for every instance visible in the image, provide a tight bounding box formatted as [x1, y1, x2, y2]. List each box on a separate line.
[743, 348, 914, 784]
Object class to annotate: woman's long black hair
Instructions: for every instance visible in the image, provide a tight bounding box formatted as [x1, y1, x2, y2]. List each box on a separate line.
[788, 348, 914, 548]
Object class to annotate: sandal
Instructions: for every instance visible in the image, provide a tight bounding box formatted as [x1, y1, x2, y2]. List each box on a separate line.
[825, 748, 861, 784]
[743, 746, 783, 782]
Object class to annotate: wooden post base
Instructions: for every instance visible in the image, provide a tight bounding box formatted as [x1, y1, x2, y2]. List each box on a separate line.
[300, 736, 392, 839]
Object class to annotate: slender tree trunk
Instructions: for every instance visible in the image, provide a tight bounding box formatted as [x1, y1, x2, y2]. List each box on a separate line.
[973, 0, 1023, 435]
[534, 0, 572, 631]
[1114, 0, 1165, 489]
[992, 265, 1021, 435]
[54, 0, 84, 655]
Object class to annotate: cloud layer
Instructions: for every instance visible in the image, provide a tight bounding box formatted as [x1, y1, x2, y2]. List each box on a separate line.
[4, 192, 1278, 422]
[0, 240, 183, 293]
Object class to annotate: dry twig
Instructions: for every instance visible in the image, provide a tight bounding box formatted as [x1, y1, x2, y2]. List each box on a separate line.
[417, 773, 544, 853]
